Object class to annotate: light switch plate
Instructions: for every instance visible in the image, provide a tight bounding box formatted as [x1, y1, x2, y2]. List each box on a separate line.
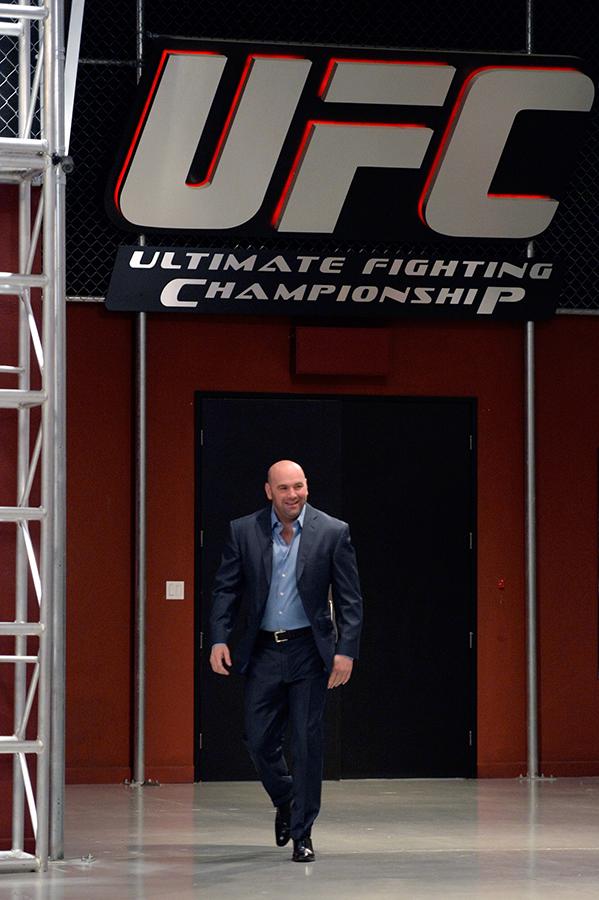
[166, 580, 185, 600]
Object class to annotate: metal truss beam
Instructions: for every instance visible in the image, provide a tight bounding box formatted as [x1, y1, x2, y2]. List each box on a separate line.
[0, 0, 66, 874]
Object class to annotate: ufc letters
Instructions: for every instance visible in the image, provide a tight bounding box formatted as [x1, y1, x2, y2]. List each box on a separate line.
[108, 40, 594, 241]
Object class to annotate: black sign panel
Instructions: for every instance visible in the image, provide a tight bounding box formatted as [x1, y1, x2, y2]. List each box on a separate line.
[106, 246, 559, 320]
[106, 38, 594, 242]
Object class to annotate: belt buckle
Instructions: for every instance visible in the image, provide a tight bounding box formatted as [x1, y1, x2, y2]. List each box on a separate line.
[274, 630, 288, 643]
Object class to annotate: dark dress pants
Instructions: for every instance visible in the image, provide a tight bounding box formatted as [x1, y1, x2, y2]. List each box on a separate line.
[243, 631, 328, 840]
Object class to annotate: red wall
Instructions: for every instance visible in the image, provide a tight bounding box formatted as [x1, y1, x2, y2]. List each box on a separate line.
[61, 308, 599, 782]
[65, 308, 133, 782]
[536, 318, 599, 774]
[65, 308, 533, 781]
[0, 187, 19, 842]
[3, 293, 599, 820]
[143, 314, 526, 780]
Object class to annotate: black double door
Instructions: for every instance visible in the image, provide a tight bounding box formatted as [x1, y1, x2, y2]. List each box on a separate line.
[195, 394, 476, 781]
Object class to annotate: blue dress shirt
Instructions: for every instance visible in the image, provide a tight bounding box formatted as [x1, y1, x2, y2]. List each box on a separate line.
[260, 506, 310, 631]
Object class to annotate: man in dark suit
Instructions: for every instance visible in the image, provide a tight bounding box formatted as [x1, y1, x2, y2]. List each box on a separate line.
[210, 459, 363, 862]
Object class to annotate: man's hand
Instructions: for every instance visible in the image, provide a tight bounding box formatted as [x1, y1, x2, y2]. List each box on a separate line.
[328, 654, 353, 689]
[210, 643, 232, 675]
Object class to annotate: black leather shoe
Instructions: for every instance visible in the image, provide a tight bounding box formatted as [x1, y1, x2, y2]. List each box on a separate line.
[292, 837, 315, 862]
[275, 801, 291, 847]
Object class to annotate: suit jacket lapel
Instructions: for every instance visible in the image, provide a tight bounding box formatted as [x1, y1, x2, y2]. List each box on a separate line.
[297, 504, 318, 583]
[255, 508, 273, 586]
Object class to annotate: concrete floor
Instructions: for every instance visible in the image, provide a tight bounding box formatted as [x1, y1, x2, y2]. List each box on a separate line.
[2, 778, 599, 898]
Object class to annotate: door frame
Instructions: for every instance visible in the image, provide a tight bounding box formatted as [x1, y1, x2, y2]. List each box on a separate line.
[194, 391, 478, 781]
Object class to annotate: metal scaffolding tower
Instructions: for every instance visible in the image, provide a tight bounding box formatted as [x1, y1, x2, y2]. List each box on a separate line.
[0, 0, 66, 873]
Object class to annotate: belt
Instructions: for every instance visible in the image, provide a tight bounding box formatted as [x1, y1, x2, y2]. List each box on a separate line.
[259, 626, 312, 644]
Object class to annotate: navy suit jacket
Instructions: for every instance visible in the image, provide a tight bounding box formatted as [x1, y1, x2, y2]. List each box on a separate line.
[210, 503, 363, 673]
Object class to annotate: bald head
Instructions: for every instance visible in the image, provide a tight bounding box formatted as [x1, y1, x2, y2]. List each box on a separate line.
[267, 459, 306, 485]
[265, 459, 308, 524]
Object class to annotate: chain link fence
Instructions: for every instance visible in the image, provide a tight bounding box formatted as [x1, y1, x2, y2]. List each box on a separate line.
[532, 2, 599, 309]
[0, 33, 19, 137]
[78, 0, 136, 62]
[67, 61, 137, 296]
[145, 0, 526, 51]
[65, 0, 598, 310]
[0, 20, 40, 139]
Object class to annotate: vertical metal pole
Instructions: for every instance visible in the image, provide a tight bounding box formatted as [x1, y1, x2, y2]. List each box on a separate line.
[13, 13, 32, 854]
[132, 0, 147, 786]
[134, 310, 147, 785]
[38, 0, 58, 867]
[525, 317, 538, 778]
[525, 0, 539, 779]
[50, 0, 67, 859]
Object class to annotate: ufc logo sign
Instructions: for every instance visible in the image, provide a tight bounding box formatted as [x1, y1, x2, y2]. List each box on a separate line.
[109, 40, 594, 241]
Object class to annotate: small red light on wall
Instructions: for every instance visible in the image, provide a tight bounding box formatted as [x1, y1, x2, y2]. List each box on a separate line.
[497, 577, 506, 590]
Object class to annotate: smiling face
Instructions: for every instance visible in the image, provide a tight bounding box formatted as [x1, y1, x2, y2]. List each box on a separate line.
[265, 460, 308, 524]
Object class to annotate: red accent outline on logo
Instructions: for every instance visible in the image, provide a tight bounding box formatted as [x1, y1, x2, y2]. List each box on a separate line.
[113, 51, 306, 211]
[417, 65, 578, 226]
[186, 53, 255, 189]
[318, 58, 450, 99]
[113, 49, 219, 213]
[272, 120, 428, 229]
[488, 193, 551, 200]
[188, 53, 306, 189]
